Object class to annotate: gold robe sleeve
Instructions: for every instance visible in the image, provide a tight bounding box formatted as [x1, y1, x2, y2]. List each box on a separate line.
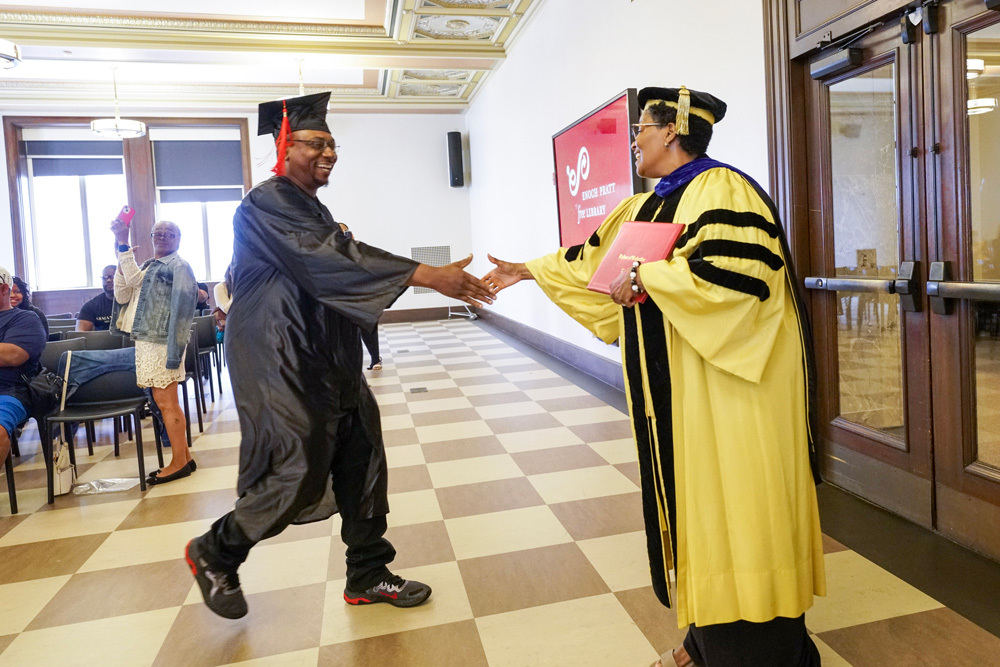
[639, 168, 789, 383]
[525, 193, 654, 344]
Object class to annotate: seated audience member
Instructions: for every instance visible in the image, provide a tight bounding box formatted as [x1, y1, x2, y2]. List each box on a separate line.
[77, 265, 117, 331]
[0, 266, 46, 462]
[196, 282, 210, 313]
[11, 277, 48, 338]
[212, 265, 233, 333]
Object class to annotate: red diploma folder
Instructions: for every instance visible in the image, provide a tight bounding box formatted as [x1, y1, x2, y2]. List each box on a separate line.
[587, 221, 685, 303]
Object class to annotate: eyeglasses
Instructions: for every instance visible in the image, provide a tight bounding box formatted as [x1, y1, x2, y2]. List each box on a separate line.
[293, 138, 339, 153]
[150, 232, 177, 240]
[630, 123, 664, 140]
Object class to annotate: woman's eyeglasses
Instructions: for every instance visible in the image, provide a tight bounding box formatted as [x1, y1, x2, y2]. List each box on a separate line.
[293, 138, 339, 153]
[630, 123, 664, 140]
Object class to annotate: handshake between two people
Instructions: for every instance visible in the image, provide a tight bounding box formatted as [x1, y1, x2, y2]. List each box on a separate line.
[409, 254, 535, 308]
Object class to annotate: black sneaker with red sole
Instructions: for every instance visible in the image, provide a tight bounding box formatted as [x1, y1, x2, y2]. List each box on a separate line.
[185, 538, 248, 619]
[344, 573, 431, 608]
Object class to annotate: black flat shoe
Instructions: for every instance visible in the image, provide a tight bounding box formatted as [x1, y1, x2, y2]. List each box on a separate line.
[147, 461, 193, 485]
[149, 459, 196, 482]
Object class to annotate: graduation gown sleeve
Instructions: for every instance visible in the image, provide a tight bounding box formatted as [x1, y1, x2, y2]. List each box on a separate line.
[638, 168, 788, 383]
[236, 177, 418, 331]
[525, 193, 655, 344]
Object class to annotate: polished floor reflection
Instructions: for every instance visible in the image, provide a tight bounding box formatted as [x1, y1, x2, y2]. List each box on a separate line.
[1, 320, 999, 665]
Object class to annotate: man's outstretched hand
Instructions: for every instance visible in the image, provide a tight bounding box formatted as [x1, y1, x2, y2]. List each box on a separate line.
[482, 254, 533, 294]
[409, 254, 495, 308]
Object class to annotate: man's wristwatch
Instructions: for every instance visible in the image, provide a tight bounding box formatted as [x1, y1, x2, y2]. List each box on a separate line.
[117, 243, 130, 253]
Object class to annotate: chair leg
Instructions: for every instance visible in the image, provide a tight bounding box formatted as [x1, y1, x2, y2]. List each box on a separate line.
[86, 421, 95, 456]
[126, 414, 133, 441]
[152, 415, 164, 470]
[9, 433, 19, 458]
[135, 409, 147, 492]
[193, 376, 205, 433]
[113, 419, 120, 457]
[208, 359, 215, 402]
[215, 349, 223, 394]
[181, 381, 193, 450]
[65, 424, 77, 468]
[5, 450, 17, 514]
[41, 419, 54, 505]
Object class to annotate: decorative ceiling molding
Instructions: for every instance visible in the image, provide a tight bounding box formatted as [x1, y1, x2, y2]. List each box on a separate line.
[0, 0, 541, 111]
[0, 11, 387, 37]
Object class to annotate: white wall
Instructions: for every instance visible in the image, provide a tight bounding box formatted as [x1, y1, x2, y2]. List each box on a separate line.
[466, 0, 770, 363]
[0, 110, 470, 310]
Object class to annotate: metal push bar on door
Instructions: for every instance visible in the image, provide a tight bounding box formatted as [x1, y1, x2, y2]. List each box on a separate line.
[927, 261, 1000, 314]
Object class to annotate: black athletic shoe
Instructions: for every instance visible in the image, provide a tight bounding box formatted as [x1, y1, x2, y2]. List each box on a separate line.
[343, 573, 431, 608]
[185, 538, 248, 619]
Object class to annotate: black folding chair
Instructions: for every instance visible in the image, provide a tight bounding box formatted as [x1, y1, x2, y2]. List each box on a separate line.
[193, 315, 220, 401]
[182, 331, 204, 433]
[41, 369, 156, 504]
[63, 331, 126, 350]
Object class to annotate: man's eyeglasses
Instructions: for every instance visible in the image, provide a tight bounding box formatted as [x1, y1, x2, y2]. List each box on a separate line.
[150, 232, 177, 240]
[630, 123, 664, 140]
[293, 138, 339, 153]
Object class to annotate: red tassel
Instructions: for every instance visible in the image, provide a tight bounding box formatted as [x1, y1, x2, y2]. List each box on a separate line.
[272, 100, 290, 177]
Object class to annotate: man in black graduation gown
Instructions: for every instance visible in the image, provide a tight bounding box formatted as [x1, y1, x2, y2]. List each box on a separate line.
[186, 92, 494, 619]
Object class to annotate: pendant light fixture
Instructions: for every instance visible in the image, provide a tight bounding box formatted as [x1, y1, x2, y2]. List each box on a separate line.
[0, 38, 20, 69]
[91, 68, 146, 138]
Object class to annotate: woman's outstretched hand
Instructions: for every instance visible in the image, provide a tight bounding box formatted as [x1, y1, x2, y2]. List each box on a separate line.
[483, 254, 533, 294]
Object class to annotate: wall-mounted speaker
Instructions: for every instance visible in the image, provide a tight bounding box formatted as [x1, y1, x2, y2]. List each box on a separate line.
[447, 131, 464, 187]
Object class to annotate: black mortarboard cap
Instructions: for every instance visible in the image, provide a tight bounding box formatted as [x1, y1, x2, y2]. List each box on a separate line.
[638, 86, 727, 134]
[257, 92, 332, 138]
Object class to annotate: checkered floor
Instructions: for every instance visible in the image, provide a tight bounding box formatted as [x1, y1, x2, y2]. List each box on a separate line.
[1, 319, 999, 666]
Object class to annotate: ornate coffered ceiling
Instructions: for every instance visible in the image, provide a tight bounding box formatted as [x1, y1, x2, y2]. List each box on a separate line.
[0, 0, 540, 114]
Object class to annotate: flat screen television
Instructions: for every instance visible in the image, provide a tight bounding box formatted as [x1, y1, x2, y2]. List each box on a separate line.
[552, 89, 642, 247]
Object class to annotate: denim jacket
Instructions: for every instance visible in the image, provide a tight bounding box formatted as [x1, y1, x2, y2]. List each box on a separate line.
[110, 251, 197, 369]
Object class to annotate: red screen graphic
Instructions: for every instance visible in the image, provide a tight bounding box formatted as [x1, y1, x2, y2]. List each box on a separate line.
[553, 92, 638, 248]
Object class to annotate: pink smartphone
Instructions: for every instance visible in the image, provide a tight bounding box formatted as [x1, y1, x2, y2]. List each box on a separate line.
[116, 205, 135, 227]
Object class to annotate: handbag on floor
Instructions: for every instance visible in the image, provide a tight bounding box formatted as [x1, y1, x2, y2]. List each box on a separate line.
[51, 352, 76, 496]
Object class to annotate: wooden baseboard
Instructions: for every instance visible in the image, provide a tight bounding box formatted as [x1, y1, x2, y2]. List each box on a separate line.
[475, 310, 624, 391]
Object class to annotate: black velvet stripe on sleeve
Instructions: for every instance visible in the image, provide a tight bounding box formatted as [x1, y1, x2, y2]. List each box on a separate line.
[688, 259, 771, 301]
[676, 209, 778, 250]
[691, 240, 785, 271]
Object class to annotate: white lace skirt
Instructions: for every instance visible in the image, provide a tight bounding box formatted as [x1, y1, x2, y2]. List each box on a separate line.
[135, 340, 186, 388]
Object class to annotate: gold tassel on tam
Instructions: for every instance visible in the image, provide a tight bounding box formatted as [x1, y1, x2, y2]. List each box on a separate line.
[676, 86, 691, 136]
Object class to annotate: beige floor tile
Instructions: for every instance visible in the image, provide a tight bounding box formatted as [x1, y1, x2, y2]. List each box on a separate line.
[577, 531, 650, 592]
[445, 505, 572, 560]
[0, 487, 47, 518]
[219, 648, 319, 666]
[374, 391, 406, 406]
[190, 431, 243, 451]
[472, 401, 545, 420]
[487, 356, 532, 367]
[476, 594, 657, 667]
[528, 467, 638, 504]
[0, 576, 71, 635]
[0, 499, 139, 547]
[456, 381, 520, 397]
[386, 444, 426, 469]
[320, 561, 473, 645]
[439, 355, 483, 366]
[446, 367, 500, 379]
[387, 489, 443, 528]
[426, 454, 523, 488]
[319, 620, 486, 667]
[504, 369, 560, 383]
[183, 536, 331, 603]
[551, 405, 629, 427]
[812, 636, 854, 666]
[496, 427, 584, 453]
[589, 438, 638, 465]
[77, 517, 215, 572]
[402, 379, 458, 392]
[806, 550, 942, 633]
[396, 364, 446, 377]
[405, 396, 474, 414]
[380, 413, 415, 431]
[212, 408, 241, 422]
[416, 420, 493, 445]
[523, 385, 590, 401]
[2, 606, 180, 667]
[143, 464, 239, 498]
